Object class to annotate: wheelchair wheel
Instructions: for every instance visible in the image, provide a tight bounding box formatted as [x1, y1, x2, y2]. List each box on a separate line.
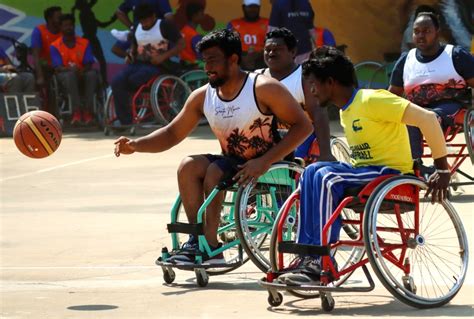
[330, 136, 351, 163]
[94, 86, 107, 129]
[180, 69, 208, 91]
[354, 61, 383, 89]
[150, 75, 191, 125]
[363, 176, 468, 308]
[464, 108, 474, 164]
[268, 189, 365, 299]
[49, 75, 71, 124]
[235, 161, 304, 272]
[171, 195, 250, 276]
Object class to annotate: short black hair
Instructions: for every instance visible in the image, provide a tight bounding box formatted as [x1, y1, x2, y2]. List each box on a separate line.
[414, 5, 436, 17]
[134, 4, 155, 21]
[197, 29, 242, 64]
[59, 13, 75, 25]
[186, 3, 204, 21]
[265, 27, 297, 51]
[44, 6, 61, 22]
[303, 46, 355, 87]
[415, 12, 440, 29]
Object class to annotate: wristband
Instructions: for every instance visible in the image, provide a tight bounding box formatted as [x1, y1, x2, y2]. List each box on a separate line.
[436, 169, 450, 174]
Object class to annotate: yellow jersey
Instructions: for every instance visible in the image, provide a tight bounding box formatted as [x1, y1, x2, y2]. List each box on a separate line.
[340, 89, 413, 174]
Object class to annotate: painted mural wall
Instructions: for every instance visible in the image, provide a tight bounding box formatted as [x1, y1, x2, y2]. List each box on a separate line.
[0, 0, 472, 83]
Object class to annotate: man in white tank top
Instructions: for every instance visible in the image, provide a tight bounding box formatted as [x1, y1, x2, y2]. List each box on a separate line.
[389, 12, 474, 160]
[114, 29, 312, 263]
[111, 4, 185, 126]
[258, 27, 334, 163]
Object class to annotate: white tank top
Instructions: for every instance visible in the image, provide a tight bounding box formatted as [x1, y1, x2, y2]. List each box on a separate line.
[135, 19, 169, 61]
[203, 72, 275, 160]
[257, 65, 305, 105]
[403, 45, 466, 106]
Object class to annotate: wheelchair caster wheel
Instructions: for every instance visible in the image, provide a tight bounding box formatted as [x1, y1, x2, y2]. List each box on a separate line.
[195, 268, 209, 287]
[162, 267, 175, 284]
[104, 127, 110, 136]
[402, 275, 417, 294]
[321, 293, 335, 312]
[267, 291, 283, 307]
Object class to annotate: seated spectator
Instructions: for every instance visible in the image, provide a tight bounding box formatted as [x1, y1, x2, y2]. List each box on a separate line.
[111, 4, 185, 126]
[50, 14, 98, 125]
[389, 12, 474, 162]
[111, 0, 173, 59]
[180, 2, 204, 68]
[313, 26, 336, 48]
[31, 6, 62, 88]
[0, 48, 35, 93]
[227, 0, 268, 70]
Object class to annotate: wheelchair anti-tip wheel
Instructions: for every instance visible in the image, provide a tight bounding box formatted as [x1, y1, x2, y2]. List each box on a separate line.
[363, 176, 468, 309]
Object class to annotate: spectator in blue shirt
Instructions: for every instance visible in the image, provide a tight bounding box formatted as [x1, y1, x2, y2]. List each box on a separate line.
[269, 0, 316, 64]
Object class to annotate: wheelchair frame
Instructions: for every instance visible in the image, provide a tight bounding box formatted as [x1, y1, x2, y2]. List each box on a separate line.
[259, 174, 468, 311]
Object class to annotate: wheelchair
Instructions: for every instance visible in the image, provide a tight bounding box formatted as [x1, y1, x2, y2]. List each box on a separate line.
[156, 160, 304, 287]
[102, 68, 208, 135]
[259, 170, 468, 311]
[353, 61, 395, 90]
[49, 70, 106, 127]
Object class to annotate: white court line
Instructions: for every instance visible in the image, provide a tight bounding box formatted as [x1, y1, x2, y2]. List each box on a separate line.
[0, 266, 156, 270]
[0, 154, 113, 182]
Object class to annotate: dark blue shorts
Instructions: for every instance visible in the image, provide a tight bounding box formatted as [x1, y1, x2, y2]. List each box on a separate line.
[203, 154, 247, 182]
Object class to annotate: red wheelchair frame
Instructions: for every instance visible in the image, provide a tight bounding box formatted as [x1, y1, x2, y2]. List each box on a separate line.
[422, 107, 474, 190]
[260, 171, 468, 311]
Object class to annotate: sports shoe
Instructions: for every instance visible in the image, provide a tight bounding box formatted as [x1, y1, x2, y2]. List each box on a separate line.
[278, 256, 321, 285]
[203, 243, 225, 264]
[71, 111, 82, 125]
[82, 111, 94, 125]
[111, 29, 130, 42]
[165, 235, 199, 264]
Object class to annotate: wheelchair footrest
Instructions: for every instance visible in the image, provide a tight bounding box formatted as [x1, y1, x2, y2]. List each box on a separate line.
[156, 257, 242, 270]
[167, 222, 204, 235]
[278, 241, 330, 256]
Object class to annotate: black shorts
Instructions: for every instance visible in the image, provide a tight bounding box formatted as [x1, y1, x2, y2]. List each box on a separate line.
[203, 154, 247, 183]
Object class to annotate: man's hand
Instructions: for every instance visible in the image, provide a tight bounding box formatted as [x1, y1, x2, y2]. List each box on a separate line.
[2, 65, 16, 73]
[425, 171, 450, 204]
[233, 157, 272, 187]
[114, 136, 137, 157]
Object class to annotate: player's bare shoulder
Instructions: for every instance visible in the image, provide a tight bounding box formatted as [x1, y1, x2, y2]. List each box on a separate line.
[254, 72, 294, 111]
[185, 83, 208, 112]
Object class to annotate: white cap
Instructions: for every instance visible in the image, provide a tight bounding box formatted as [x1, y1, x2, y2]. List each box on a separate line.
[243, 0, 260, 6]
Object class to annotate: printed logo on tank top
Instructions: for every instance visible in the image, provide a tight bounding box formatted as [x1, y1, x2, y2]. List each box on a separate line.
[215, 105, 241, 118]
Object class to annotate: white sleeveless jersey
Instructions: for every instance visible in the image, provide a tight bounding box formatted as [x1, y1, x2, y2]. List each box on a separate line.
[203, 72, 275, 160]
[135, 20, 169, 61]
[257, 65, 305, 105]
[403, 45, 466, 106]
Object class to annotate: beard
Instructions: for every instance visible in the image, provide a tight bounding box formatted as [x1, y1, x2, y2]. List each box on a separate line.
[209, 77, 227, 88]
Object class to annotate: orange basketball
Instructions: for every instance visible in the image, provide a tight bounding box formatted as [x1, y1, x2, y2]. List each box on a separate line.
[13, 111, 62, 158]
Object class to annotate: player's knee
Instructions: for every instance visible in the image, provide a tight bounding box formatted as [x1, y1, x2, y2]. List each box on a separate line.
[177, 156, 208, 180]
[203, 163, 224, 191]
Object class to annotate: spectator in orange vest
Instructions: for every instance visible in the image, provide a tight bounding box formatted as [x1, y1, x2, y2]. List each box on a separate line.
[31, 6, 62, 87]
[50, 14, 98, 126]
[180, 3, 204, 68]
[313, 26, 336, 48]
[227, 0, 269, 70]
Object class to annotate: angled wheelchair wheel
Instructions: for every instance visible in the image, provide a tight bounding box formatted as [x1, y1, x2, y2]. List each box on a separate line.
[150, 75, 191, 125]
[464, 108, 474, 164]
[103, 90, 116, 136]
[235, 161, 304, 272]
[268, 188, 365, 299]
[354, 61, 383, 89]
[180, 69, 208, 91]
[170, 194, 249, 276]
[330, 136, 351, 163]
[363, 176, 468, 308]
[49, 75, 71, 124]
[94, 86, 107, 129]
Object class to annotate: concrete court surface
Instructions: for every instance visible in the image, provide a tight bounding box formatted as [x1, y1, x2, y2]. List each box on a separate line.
[1, 124, 473, 319]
